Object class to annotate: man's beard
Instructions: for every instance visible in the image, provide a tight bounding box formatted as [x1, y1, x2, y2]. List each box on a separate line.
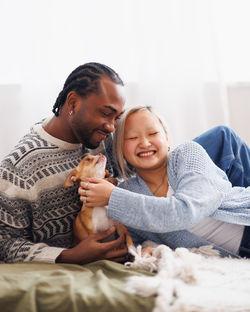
[79, 130, 105, 149]
[83, 140, 99, 149]
[81, 135, 99, 149]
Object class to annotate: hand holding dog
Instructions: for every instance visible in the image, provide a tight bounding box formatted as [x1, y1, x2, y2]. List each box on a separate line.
[56, 226, 128, 264]
[79, 178, 115, 207]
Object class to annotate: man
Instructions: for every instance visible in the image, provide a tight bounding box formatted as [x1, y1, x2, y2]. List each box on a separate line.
[0, 62, 127, 264]
[0, 62, 249, 264]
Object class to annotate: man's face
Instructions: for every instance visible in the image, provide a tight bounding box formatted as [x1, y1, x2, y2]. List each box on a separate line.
[70, 78, 125, 149]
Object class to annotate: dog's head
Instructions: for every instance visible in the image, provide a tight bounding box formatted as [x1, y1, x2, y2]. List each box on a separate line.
[77, 154, 107, 179]
[64, 153, 107, 187]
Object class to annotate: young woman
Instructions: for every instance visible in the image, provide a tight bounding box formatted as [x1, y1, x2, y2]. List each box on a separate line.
[80, 106, 250, 258]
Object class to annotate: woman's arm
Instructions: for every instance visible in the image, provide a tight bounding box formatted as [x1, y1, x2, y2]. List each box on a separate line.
[80, 142, 227, 233]
[107, 173, 223, 232]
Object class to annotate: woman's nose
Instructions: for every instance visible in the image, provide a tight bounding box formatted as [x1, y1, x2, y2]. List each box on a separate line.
[139, 137, 151, 147]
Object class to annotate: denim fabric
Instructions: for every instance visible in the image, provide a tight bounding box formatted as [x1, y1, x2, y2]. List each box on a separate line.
[194, 126, 250, 187]
[195, 126, 250, 258]
[238, 226, 250, 257]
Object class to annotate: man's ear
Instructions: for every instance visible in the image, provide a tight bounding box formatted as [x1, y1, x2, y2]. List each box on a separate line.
[66, 91, 81, 115]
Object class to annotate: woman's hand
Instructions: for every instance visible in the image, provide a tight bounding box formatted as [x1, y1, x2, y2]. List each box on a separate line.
[79, 178, 116, 207]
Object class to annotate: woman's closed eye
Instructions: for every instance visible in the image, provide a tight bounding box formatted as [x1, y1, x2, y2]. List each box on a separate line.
[149, 131, 159, 136]
[125, 136, 138, 140]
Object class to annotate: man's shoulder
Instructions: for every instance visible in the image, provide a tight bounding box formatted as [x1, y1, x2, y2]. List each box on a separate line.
[0, 121, 59, 181]
[1, 131, 53, 167]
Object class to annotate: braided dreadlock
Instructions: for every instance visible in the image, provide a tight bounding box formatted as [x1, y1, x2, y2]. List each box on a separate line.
[52, 62, 124, 116]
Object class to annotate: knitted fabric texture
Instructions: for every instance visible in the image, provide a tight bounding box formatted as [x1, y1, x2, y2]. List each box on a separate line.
[0, 120, 113, 263]
[108, 142, 250, 243]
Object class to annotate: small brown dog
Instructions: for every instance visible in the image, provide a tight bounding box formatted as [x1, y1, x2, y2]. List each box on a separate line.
[64, 153, 134, 248]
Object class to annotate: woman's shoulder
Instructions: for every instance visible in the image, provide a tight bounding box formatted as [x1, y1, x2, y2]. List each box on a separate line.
[118, 176, 147, 193]
[172, 141, 205, 155]
[118, 176, 138, 189]
[169, 141, 205, 163]
[168, 141, 211, 176]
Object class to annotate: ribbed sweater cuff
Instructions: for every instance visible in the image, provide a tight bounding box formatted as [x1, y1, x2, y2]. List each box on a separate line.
[25, 246, 66, 264]
[108, 187, 128, 221]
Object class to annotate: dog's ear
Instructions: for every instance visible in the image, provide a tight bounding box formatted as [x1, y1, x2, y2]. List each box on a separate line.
[105, 177, 118, 186]
[63, 169, 78, 187]
[105, 169, 110, 178]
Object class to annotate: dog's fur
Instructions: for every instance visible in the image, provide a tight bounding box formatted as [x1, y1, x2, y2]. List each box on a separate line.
[64, 153, 134, 248]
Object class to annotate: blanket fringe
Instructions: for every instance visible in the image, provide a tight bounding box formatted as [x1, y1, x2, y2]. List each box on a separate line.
[125, 244, 250, 312]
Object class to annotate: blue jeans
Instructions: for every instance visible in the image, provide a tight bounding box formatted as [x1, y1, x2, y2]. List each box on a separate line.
[194, 125, 250, 257]
[194, 125, 250, 187]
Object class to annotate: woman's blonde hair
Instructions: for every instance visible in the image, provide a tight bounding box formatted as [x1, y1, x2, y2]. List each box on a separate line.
[113, 105, 168, 180]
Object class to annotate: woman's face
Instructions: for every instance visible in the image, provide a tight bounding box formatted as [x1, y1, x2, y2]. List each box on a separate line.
[123, 110, 169, 173]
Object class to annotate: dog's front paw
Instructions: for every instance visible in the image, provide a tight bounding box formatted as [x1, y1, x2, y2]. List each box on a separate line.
[124, 245, 158, 272]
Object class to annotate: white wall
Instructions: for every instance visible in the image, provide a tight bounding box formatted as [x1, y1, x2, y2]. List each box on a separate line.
[0, 0, 249, 160]
[0, 85, 22, 156]
[227, 84, 250, 145]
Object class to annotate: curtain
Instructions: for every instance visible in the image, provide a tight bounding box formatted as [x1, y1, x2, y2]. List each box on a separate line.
[0, 0, 246, 159]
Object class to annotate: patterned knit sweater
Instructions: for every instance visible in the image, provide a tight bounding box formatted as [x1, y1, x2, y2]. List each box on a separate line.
[0, 119, 113, 263]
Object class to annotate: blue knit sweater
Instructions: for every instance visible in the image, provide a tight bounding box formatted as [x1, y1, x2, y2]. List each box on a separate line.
[107, 141, 250, 246]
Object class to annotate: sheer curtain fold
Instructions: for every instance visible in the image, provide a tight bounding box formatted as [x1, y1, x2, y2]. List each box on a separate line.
[124, 0, 230, 145]
[0, 0, 231, 159]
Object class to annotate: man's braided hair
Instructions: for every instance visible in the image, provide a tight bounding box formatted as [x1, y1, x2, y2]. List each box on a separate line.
[52, 62, 124, 116]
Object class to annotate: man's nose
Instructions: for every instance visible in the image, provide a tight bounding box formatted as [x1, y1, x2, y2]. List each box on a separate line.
[104, 120, 116, 133]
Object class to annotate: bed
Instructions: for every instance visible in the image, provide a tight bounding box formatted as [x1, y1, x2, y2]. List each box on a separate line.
[2, 246, 250, 312]
[0, 260, 155, 312]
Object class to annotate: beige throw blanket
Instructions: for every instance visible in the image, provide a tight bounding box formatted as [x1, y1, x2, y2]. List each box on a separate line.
[126, 245, 250, 312]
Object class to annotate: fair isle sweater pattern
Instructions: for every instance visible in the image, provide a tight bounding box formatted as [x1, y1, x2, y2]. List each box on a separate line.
[0, 121, 86, 263]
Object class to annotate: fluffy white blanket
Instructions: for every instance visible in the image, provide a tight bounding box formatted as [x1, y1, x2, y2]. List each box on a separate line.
[125, 245, 250, 312]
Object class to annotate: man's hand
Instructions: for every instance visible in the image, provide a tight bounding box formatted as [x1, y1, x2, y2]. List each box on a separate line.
[56, 226, 128, 265]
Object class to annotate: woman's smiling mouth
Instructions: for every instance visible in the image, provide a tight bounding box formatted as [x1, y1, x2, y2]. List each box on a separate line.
[137, 151, 156, 158]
